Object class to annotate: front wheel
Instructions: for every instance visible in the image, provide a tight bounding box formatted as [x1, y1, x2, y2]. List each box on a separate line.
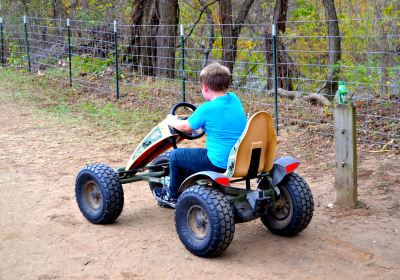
[75, 163, 124, 224]
[175, 185, 235, 257]
[260, 173, 313, 236]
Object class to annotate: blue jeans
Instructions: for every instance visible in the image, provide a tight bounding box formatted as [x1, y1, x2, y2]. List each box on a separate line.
[168, 148, 226, 198]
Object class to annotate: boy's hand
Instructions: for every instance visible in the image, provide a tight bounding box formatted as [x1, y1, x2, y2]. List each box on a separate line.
[166, 114, 193, 132]
[166, 114, 178, 126]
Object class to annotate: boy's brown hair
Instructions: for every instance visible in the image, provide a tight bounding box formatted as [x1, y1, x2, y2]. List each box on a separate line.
[199, 62, 231, 92]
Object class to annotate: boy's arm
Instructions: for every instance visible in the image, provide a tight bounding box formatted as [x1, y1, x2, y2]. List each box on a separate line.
[166, 114, 193, 132]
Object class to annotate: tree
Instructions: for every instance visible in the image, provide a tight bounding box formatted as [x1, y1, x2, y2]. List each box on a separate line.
[127, 0, 179, 78]
[218, 0, 255, 75]
[128, 0, 159, 76]
[156, 0, 179, 78]
[318, 0, 341, 100]
[264, 0, 298, 91]
[199, 0, 215, 68]
[51, 0, 62, 18]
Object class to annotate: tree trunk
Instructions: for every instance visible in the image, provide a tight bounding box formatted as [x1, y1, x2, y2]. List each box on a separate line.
[264, 36, 297, 90]
[264, 0, 298, 90]
[126, 0, 144, 70]
[219, 0, 255, 75]
[127, 0, 159, 76]
[273, 0, 288, 33]
[318, 0, 341, 100]
[52, 0, 59, 18]
[81, 0, 89, 9]
[219, 0, 234, 73]
[140, 0, 159, 76]
[21, 0, 30, 16]
[156, 0, 178, 79]
[200, 0, 215, 68]
[67, 0, 79, 18]
[51, 0, 64, 36]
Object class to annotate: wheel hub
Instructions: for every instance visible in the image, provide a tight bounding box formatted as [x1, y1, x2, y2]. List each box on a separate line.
[91, 189, 101, 200]
[273, 195, 290, 220]
[84, 180, 102, 210]
[187, 205, 209, 239]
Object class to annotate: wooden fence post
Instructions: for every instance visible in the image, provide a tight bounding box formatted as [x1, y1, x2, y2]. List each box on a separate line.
[334, 103, 357, 207]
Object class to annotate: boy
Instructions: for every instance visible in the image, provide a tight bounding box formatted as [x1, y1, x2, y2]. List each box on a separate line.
[153, 62, 247, 208]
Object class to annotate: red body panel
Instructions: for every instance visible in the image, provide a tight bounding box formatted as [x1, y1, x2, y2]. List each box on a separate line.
[128, 136, 182, 170]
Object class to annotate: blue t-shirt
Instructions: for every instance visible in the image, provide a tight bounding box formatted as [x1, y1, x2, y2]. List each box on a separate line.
[188, 92, 246, 169]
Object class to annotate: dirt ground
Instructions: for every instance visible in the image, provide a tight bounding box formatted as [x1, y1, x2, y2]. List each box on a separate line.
[0, 92, 399, 280]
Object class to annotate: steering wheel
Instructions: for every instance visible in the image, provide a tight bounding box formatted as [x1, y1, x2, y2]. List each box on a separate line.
[170, 102, 205, 140]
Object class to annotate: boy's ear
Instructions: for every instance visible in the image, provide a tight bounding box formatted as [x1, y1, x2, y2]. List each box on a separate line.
[202, 83, 209, 92]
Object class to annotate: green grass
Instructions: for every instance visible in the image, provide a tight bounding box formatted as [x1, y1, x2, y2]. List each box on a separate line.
[0, 68, 163, 138]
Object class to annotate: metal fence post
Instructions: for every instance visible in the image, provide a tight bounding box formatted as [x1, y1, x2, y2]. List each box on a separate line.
[0, 17, 5, 67]
[23, 16, 31, 72]
[67, 18, 72, 87]
[180, 24, 186, 102]
[114, 20, 120, 100]
[272, 24, 279, 135]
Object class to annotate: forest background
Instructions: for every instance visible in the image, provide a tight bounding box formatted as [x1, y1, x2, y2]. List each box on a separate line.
[0, 0, 398, 148]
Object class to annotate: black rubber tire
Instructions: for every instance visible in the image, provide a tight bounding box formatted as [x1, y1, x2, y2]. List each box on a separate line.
[260, 173, 313, 236]
[148, 151, 171, 191]
[75, 163, 124, 224]
[175, 185, 235, 257]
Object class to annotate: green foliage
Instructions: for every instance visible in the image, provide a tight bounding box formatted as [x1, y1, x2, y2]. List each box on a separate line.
[72, 54, 113, 75]
[7, 43, 27, 66]
[233, 38, 266, 88]
[382, 3, 400, 17]
[290, 0, 319, 20]
[73, 0, 130, 22]
[210, 33, 223, 61]
[282, 0, 399, 97]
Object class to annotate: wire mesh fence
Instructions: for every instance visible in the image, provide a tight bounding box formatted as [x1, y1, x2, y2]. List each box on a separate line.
[0, 16, 398, 149]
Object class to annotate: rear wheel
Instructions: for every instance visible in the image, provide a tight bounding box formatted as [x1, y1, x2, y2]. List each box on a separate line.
[148, 151, 171, 191]
[260, 173, 313, 236]
[175, 185, 235, 257]
[75, 163, 124, 224]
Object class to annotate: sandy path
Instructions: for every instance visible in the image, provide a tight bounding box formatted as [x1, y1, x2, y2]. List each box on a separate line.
[0, 94, 399, 280]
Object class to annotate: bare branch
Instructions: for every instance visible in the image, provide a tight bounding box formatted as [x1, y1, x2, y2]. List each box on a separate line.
[184, 0, 218, 41]
[200, 0, 215, 67]
[233, 0, 255, 37]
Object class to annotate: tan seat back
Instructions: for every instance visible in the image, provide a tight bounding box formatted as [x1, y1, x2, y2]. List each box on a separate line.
[224, 112, 277, 178]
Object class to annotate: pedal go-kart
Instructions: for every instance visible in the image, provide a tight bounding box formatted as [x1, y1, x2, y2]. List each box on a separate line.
[75, 102, 314, 257]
